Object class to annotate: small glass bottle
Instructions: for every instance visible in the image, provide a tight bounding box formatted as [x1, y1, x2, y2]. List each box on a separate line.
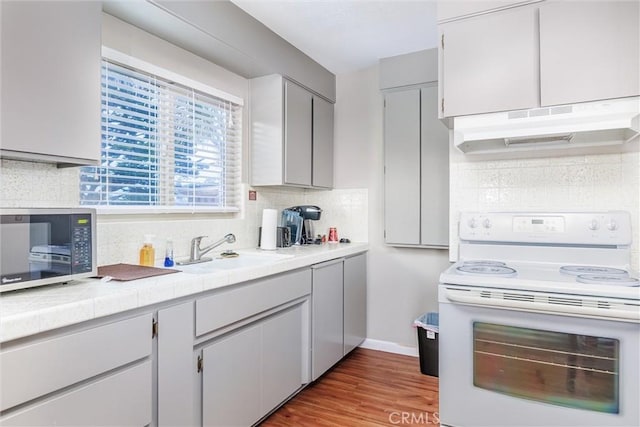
[164, 239, 174, 267]
[139, 234, 155, 267]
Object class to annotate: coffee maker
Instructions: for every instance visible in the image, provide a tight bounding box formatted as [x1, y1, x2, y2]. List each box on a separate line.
[288, 205, 322, 244]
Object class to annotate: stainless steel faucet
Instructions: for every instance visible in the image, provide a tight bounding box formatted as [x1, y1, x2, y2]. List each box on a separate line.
[178, 233, 236, 265]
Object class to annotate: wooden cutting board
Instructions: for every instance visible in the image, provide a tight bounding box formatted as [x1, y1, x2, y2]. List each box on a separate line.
[96, 263, 179, 281]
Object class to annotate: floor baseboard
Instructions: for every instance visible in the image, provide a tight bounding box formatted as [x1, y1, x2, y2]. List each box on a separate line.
[359, 338, 419, 357]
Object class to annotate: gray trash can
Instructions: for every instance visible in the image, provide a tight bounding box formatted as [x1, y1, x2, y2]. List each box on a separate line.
[414, 312, 439, 377]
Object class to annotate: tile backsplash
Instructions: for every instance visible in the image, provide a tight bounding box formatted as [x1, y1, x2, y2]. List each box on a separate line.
[0, 159, 368, 266]
[449, 151, 640, 270]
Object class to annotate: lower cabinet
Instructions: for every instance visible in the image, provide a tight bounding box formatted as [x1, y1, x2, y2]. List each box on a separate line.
[0, 362, 151, 427]
[202, 323, 262, 427]
[311, 253, 368, 380]
[0, 254, 366, 427]
[344, 253, 367, 355]
[311, 259, 345, 380]
[157, 301, 196, 427]
[200, 303, 306, 427]
[0, 314, 153, 426]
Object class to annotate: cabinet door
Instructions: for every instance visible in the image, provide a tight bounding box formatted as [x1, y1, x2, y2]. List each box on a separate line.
[343, 254, 367, 355]
[262, 305, 304, 413]
[420, 86, 450, 247]
[0, 362, 151, 427]
[384, 89, 421, 245]
[311, 260, 344, 380]
[540, 1, 640, 106]
[312, 96, 334, 188]
[284, 80, 313, 186]
[158, 302, 195, 427]
[0, 314, 151, 412]
[0, 1, 101, 164]
[202, 325, 262, 427]
[440, 6, 539, 117]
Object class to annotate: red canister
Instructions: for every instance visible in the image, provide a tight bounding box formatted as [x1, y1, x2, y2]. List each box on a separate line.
[328, 227, 338, 242]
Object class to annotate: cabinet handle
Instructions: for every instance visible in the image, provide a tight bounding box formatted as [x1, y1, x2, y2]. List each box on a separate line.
[152, 318, 158, 338]
[197, 355, 204, 373]
[441, 98, 445, 114]
[441, 34, 444, 49]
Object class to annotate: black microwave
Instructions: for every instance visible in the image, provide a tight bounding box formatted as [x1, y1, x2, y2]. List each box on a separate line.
[0, 208, 96, 292]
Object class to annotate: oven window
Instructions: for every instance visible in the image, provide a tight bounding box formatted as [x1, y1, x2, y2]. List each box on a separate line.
[473, 322, 619, 413]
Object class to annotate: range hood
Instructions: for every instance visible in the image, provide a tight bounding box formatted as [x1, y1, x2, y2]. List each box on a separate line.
[453, 97, 639, 155]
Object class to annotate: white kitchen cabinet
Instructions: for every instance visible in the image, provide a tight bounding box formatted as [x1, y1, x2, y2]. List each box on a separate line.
[0, 1, 101, 165]
[438, 5, 539, 117]
[438, 0, 640, 117]
[200, 303, 306, 427]
[262, 305, 305, 412]
[384, 89, 421, 245]
[0, 362, 152, 427]
[539, 0, 640, 106]
[0, 314, 152, 426]
[343, 253, 367, 355]
[311, 259, 344, 380]
[384, 86, 449, 248]
[250, 74, 334, 188]
[284, 80, 313, 186]
[312, 96, 335, 188]
[201, 323, 262, 427]
[196, 268, 311, 426]
[157, 302, 195, 427]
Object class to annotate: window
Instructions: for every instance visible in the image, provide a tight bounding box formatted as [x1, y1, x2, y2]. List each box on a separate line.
[80, 54, 242, 212]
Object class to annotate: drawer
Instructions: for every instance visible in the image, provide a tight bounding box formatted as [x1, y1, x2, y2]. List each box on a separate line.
[196, 269, 311, 337]
[0, 361, 152, 426]
[0, 313, 152, 411]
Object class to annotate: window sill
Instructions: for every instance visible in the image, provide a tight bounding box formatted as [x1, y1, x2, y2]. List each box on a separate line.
[92, 206, 240, 216]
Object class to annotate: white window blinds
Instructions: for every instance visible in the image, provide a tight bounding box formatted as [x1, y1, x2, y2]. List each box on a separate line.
[80, 59, 241, 211]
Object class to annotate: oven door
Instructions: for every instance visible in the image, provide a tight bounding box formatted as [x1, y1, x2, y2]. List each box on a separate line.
[439, 287, 640, 427]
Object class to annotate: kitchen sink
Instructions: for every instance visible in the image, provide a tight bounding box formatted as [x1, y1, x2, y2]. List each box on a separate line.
[176, 251, 295, 274]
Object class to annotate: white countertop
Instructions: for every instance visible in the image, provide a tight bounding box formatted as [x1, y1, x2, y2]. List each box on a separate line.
[0, 243, 367, 343]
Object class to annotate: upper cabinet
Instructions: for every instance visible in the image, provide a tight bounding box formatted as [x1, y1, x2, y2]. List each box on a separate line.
[0, 1, 101, 166]
[250, 75, 334, 189]
[539, 0, 640, 106]
[380, 49, 449, 249]
[438, 0, 640, 117]
[439, 6, 539, 118]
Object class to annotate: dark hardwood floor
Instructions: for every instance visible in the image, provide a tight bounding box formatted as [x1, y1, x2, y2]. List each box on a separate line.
[260, 348, 440, 426]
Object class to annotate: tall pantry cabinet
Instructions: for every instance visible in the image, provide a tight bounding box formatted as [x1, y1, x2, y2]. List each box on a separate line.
[381, 49, 450, 248]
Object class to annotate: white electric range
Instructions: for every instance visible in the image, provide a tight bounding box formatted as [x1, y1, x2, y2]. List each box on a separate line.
[438, 211, 639, 427]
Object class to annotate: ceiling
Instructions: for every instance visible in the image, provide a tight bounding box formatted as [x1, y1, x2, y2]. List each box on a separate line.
[231, 0, 439, 75]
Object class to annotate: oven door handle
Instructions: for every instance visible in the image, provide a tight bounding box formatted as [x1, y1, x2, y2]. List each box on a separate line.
[444, 289, 640, 322]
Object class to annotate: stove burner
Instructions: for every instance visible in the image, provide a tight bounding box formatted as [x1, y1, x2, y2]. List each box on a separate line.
[456, 264, 517, 277]
[461, 260, 506, 267]
[560, 265, 628, 276]
[576, 274, 639, 286]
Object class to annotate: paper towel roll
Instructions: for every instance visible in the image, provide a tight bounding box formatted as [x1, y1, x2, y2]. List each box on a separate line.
[260, 208, 278, 250]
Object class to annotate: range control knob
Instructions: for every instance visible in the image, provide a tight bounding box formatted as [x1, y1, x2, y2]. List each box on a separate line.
[606, 220, 618, 231]
[482, 219, 492, 229]
[468, 218, 478, 229]
[588, 219, 600, 231]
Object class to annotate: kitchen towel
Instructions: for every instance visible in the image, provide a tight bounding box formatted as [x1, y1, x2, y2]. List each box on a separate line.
[260, 208, 278, 250]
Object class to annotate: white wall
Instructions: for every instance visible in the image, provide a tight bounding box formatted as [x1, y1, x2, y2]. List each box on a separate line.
[334, 65, 451, 350]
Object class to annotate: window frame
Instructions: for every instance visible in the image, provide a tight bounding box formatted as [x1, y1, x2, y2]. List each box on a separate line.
[81, 47, 244, 215]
